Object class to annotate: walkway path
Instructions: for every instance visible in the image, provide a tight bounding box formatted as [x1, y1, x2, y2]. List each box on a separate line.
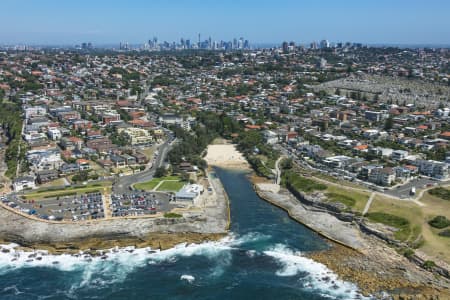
[362, 192, 376, 216]
[102, 188, 112, 219]
[274, 156, 284, 185]
[152, 180, 180, 191]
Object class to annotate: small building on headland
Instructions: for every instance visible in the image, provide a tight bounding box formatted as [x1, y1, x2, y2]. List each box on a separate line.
[175, 184, 204, 202]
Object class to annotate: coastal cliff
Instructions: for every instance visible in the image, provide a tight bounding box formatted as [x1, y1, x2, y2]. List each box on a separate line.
[253, 182, 450, 298]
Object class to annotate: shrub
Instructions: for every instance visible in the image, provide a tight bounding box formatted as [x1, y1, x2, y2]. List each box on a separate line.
[438, 229, 450, 237]
[428, 216, 450, 229]
[43, 192, 77, 198]
[283, 171, 327, 193]
[429, 187, 450, 201]
[366, 212, 411, 241]
[423, 260, 436, 270]
[403, 248, 415, 258]
[164, 212, 182, 218]
[325, 193, 356, 208]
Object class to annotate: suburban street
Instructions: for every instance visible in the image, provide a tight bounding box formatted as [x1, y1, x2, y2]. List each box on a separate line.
[112, 135, 176, 194]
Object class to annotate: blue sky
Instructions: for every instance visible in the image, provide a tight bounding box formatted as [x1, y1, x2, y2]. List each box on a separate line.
[1, 0, 449, 45]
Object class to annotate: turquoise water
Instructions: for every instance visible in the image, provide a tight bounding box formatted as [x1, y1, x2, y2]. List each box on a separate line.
[0, 169, 369, 299]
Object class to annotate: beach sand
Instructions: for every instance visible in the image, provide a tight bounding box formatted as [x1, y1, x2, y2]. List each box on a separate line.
[204, 144, 250, 169]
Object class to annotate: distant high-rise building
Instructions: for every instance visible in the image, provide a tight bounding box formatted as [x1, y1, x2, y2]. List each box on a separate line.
[282, 41, 289, 53]
[310, 41, 318, 50]
[81, 42, 93, 50]
[320, 39, 330, 49]
[238, 37, 244, 49]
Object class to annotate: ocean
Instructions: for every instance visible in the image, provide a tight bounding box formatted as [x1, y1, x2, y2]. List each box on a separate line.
[0, 169, 370, 299]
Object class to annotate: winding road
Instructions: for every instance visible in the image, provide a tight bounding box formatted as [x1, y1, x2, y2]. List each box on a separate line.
[112, 136, 176, 194]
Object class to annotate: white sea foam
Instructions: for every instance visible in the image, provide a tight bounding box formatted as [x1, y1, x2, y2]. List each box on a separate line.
[264, 244, 372, 300]
[0, 234, 372, 299]
[180, 274, 195, 283]
[2, 284, 23, 295]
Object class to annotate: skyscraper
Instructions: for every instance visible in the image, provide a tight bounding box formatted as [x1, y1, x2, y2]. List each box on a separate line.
[320, 39, 330, 49]
[282, 41, 289, 53]
[238, 37, 244, 49]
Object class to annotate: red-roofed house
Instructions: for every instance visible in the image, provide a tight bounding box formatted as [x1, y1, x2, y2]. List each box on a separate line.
[353, 144, 369, 152]
[439, 132, 450, 140]
[245, 124, 262, 130]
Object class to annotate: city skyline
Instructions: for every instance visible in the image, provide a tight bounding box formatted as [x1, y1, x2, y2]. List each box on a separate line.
[1, 0, 449, 45]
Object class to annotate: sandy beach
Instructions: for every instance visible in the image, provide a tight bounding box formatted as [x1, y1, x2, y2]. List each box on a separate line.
[204, 144, 250, 169]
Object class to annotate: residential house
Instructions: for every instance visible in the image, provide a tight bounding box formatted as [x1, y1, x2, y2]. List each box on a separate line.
[368, 167, 396, 186]
[13, 176, 36, 192]
[36, 169, 59, 184]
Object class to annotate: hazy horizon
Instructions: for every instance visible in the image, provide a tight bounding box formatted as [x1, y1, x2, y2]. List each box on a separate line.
[1, 0, 449, 45]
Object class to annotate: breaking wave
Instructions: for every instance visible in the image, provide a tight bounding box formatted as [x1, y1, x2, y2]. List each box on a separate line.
[0, 233, 371, 299]
[264, 244, 371, 299]
[180, 274, 195, 283]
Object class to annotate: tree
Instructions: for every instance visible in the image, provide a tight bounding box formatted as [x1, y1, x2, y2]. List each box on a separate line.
[180, 171, 190, 182]
[72, 171, 89, 183]
[280, 158, 293, 170]
[384, 116, 394, 131]
[154, 167, 167, 178]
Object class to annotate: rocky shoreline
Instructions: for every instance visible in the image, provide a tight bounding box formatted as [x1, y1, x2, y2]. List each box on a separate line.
[308, 242, 449, 300]
[1, 232, 227, 255]
[0, 171, 230, 254]
[252, 179, 450, 299]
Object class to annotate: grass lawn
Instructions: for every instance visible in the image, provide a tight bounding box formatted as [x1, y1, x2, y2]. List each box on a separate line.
[134, 176, 183, 191]
[283, 171, 327, 193]
[365, 192, 450, 264]
[40, 178, 67, 188]
[157, 181, 185, 192]
[366, 211, 411, 241]
[23, 181, 112, 200]
[368, 195, 423, 244]
[325, 185, 370, 213]
[417, 192, 450, 264]
[134, 180, 160, 191]
[428, 187, 450, 201]
[284, 170, 370, 213]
